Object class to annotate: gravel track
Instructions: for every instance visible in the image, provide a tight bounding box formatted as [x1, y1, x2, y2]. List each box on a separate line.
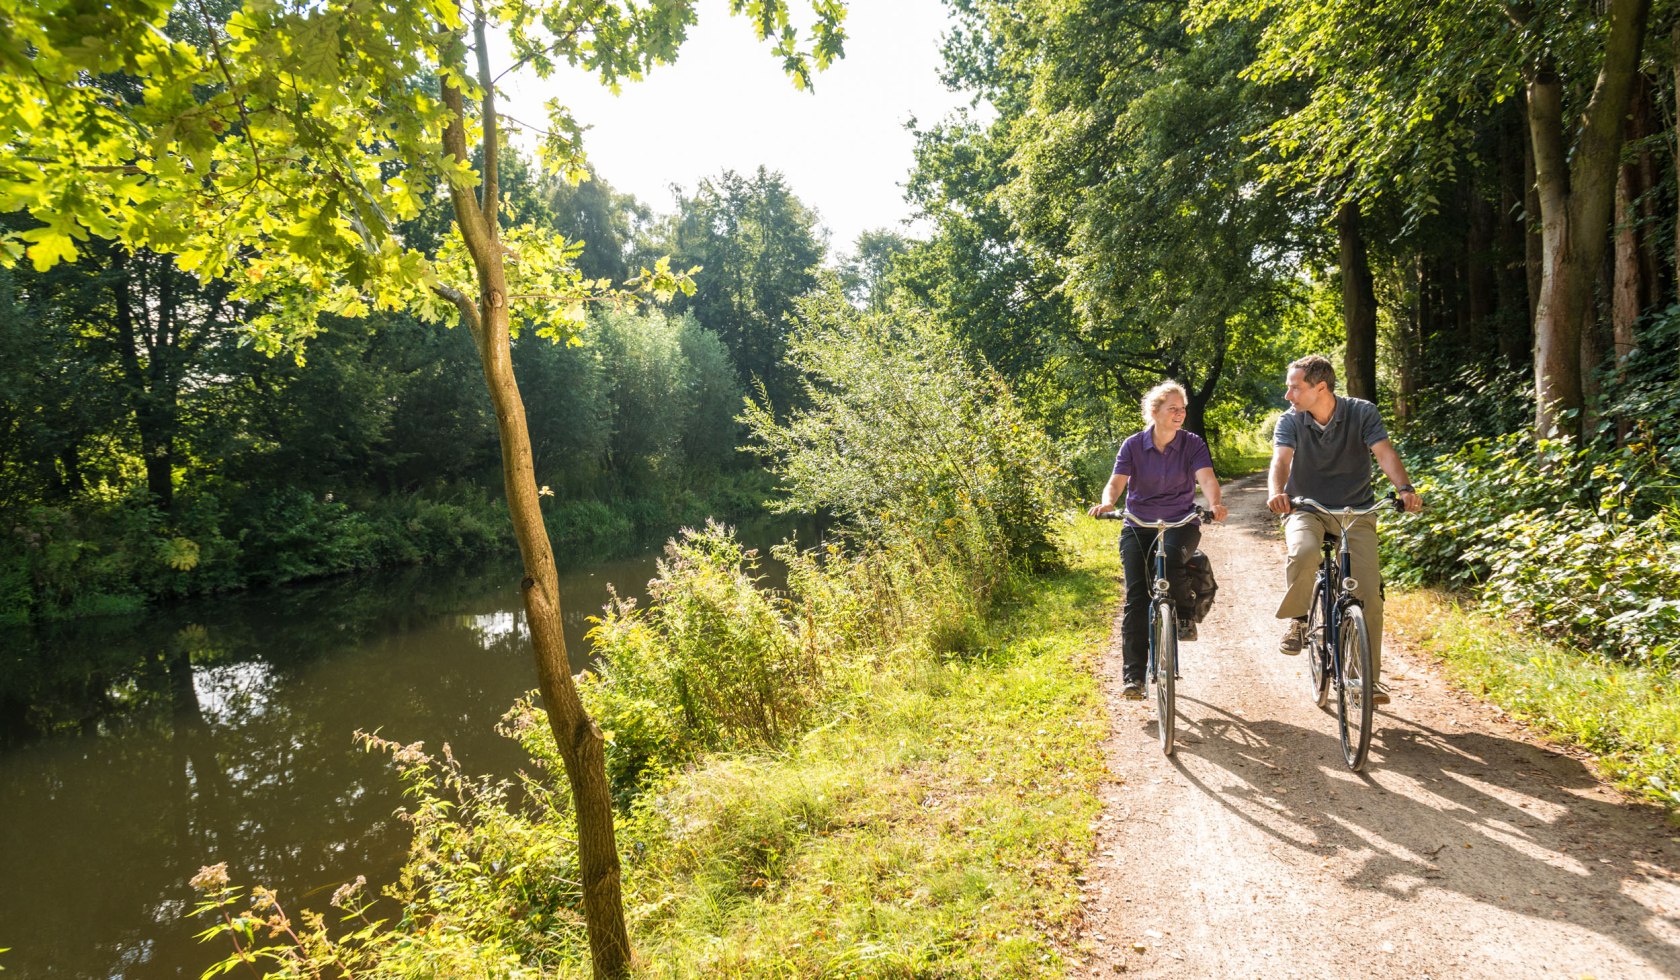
[1071, 474, 1680, 979]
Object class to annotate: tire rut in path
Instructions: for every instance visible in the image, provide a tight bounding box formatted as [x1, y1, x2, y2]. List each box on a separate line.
[1071, 474, 1680, 979]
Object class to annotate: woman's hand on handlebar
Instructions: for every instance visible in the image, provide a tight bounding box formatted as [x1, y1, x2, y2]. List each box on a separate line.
[1210, 502, 1229, 524]
[1088, 502, 1117, 518]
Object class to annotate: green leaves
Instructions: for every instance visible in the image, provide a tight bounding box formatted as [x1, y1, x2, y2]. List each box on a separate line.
[1188, 0, 1525, 214]
[19, 225, 81, 272]
[3, 0, 848, 362]
[743, 292, 1068, 566]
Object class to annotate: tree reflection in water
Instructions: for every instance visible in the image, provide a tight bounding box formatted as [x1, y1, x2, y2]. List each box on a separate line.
[0, 516, 816, 978]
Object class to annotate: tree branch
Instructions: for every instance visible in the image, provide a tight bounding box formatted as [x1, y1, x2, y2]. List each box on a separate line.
[433, 282, 484, 343]
[473, 7, 500, 234]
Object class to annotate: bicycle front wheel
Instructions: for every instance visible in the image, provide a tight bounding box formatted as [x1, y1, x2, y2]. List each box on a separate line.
[1152, 602, 1177, 756]
[1336, 604, 1375, 771]
[1307, 580, 1330, 709]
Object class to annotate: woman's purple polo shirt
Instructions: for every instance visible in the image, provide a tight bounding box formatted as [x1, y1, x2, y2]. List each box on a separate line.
[1112, 426, 1213, 522]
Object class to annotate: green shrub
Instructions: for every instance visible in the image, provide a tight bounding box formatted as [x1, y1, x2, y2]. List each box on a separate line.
[1389, 413, 1680, 667]
[0, 552, 30, 625]
[742, 291, 1068, 571]
[583, 521, 823, 796]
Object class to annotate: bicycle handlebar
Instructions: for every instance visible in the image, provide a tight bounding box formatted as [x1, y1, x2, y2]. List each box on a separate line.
[1096, 505, 1215, 528]
[1289, 493, 1404, 519]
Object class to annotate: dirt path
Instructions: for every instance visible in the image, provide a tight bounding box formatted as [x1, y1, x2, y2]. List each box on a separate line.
[1072, 474, 1680, 979]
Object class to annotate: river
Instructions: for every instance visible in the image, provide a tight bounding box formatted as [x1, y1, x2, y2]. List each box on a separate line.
[0, 516, 816, 978]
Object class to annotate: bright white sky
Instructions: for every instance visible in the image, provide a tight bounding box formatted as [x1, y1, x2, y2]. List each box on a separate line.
[497, 0, 974, 260]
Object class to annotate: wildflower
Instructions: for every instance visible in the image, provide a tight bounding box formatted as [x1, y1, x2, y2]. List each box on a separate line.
[251, 885, 277, 910]
[189, 863, 230, 892]
[330, 875, 367, 909]
[392, 741, 430, 766]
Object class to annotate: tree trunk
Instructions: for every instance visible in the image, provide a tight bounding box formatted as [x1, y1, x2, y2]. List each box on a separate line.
[1468, 190, 1497, 353]
[1613, 145, 1642, 371]
[441, 27, 630, 979]
[1338, 201, 1379, 402]
[1396, 254, 1424, 423]
[1185, 322, 1227, 442]
[112, 249, 177, 511]
[1583, 249, 1612, 431]
[1526, 0, 1652, 440]
[1523, 93, 1544, 329]
[1499, 102, 1532, 365]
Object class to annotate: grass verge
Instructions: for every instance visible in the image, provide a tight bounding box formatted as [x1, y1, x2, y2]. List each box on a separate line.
[1387, 590, 1680, 813]
[612, 515, 1118, 977]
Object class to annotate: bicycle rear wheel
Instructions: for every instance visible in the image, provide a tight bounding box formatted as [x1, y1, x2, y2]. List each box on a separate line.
[1335, 604, 1374, 770]
[1152, 602, 1177, 755]
[1306, 579, 1330, 709]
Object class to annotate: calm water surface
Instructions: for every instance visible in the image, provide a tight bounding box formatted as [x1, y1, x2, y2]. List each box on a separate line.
[0, 518, 812, 978]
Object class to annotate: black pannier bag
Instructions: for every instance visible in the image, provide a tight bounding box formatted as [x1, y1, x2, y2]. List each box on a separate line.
[1187, 550, 1218, 623]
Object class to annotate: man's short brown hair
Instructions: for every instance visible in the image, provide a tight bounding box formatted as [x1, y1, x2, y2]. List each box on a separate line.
[1289, 354, 1336, 392]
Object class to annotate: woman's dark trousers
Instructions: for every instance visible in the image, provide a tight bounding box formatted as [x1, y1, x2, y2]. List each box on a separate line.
[1118, 523, 1201, 685]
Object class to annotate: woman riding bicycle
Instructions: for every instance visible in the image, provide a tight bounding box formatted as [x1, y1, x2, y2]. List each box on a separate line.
[1088, 381, 1229, 699]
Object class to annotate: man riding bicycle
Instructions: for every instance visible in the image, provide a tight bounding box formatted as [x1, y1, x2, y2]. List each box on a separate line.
[1090, 381, 1229, 700]
[1266, 355, 1422, 705]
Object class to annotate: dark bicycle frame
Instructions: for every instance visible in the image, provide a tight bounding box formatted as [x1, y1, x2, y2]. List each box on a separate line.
[1292, 494, 1401, 770]
[1103, 505, 1211, 755]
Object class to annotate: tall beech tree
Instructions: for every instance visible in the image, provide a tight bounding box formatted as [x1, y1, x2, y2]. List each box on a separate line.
[1, 0, 846, 975]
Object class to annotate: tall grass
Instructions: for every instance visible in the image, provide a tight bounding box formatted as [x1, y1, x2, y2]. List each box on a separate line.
[1388, 592, 1680, 811]
[189, 301, 1109, 977]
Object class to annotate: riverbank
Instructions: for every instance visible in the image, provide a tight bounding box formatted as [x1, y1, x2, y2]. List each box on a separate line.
[609, 516, 1114, 976]
[187, 514, 1118, 977]
[0, 467, 778, 625]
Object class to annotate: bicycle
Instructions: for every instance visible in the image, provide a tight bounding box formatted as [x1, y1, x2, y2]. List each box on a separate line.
[1100, 505, 1214, 755]
[1289, 494, 1403, 771]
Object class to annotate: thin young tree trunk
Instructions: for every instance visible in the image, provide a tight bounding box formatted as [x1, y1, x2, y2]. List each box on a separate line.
[112, 249, 177, 511]
[1338, 201, 1379, 402]
[1613, 143, 1642, 372]
[1523, 92, 1544, 330]
[1526, 0, 1652, 440]
[1673, 24, 1680, 292]
[438, 25, 630, 980]
[1468, 189, 1497, 353]
[1499, 102, 1532, 365]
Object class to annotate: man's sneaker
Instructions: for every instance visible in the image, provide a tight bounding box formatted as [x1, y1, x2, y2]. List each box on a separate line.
[1372, 684, 1391, 706]
[1279, 618, 1307, 655]
[1122, 680, 1145, 700]
[1177, 620, 1198, 642]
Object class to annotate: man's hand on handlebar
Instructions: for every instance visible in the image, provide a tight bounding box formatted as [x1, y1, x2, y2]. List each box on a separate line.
[1087, 502, 1117, 518]
[1398, 488, 1423, 514]
[1266, 492, 1292, 515]
[1209, 502, 1229, 524]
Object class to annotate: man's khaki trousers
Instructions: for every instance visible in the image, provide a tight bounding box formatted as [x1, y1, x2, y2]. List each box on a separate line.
[1276, 511, 1383, 675]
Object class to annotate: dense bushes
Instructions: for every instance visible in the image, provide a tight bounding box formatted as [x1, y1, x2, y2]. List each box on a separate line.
[0, 487, 514, 623]
[743, 292, 1070, 568]
[578, 300, 1067, 800]
[1386, 336, 1680, 669]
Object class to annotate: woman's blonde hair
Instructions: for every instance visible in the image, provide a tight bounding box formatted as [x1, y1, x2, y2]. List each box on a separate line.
[1141, 380, 1188, 426]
